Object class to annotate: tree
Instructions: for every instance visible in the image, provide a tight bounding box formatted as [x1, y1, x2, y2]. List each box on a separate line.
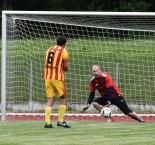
[120, 0, 151, 12]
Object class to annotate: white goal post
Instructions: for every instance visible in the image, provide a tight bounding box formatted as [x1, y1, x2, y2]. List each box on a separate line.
[1, 11, 155, 122]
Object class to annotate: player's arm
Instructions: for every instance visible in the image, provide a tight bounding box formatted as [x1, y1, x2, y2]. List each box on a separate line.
[82, 92, 95, 112]
[62, 48, 70, 72]
[62, 61, 69, 72]
[106, 86, 113, 107]
[105, 74, 113, 107]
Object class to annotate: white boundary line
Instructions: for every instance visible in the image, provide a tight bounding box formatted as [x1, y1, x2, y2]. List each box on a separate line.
[0, 113, 155, 117]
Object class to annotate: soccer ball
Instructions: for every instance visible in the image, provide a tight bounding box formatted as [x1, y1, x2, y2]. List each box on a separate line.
[101, 107, 111, 118]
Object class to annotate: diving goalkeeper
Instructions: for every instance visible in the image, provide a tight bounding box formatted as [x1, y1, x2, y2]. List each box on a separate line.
[82, 65, 145, 122]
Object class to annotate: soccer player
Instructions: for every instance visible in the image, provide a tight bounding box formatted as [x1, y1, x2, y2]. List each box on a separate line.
[82, 65, 145, 122]
[44, 36, 71, 128]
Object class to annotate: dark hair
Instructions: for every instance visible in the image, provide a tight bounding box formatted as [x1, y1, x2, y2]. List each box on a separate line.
[57, 36, 67, 46]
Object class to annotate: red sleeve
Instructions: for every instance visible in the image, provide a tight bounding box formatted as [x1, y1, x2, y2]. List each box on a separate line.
[90, 82, 95, 92]
[105, 74, 113, 88]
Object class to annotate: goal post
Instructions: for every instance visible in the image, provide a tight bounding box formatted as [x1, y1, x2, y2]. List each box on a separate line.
[1, 11, 7, 121]
[1, 11, 155, 122]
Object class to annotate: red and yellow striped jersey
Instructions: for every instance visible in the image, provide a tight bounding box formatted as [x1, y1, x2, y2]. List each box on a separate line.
[44, 45, 70, 81]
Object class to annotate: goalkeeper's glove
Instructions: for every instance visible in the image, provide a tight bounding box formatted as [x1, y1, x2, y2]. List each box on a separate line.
[82, 104, 90, 112]
[106, 101, 111, 107]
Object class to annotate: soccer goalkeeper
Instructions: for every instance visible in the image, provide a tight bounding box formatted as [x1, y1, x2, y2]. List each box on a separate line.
[82, 65, 145, 122]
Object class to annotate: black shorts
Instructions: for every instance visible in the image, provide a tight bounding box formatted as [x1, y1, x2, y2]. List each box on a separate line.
[93, 96, 133, 115]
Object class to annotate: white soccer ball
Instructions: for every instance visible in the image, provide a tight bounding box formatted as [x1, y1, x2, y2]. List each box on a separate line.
[101, 107, 111, 118]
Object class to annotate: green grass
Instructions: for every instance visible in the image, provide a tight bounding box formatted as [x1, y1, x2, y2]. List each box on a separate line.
[0, 121, 155, 145]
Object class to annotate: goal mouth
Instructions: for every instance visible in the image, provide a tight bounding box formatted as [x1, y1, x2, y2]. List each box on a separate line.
[1, 11, 155, 122]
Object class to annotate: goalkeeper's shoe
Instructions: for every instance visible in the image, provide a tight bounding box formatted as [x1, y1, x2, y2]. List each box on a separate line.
[139, 119, 145, 123]
[57, 121, 71, 128]
[44, 123, 53, 128]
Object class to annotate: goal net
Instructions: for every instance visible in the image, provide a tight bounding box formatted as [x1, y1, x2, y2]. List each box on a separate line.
[1, 11, 155, 122]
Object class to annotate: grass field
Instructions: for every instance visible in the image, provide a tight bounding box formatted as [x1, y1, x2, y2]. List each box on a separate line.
[0, 121, 155, 145]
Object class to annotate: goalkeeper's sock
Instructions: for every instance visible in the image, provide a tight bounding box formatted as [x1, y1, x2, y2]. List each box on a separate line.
[45, 106, 52, 125]
[58, 105, 66, 122]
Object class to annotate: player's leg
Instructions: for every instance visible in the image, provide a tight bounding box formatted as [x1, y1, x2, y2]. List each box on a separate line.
[55, 80, 70, 128]
[113, 96, 145, 122]
[58, 94, 67, 122]
[57, 94, 70, 128]
[44, 79, 56, 128]
[44, 97, 55, 128]
[92, 97, 113, 122]
[92, 97, 107, 112]
[127, 112, 145, 122]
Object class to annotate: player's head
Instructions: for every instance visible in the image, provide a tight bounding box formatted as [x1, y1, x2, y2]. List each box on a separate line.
[92, 65, 102, 78]
[57, 36, 67, 46]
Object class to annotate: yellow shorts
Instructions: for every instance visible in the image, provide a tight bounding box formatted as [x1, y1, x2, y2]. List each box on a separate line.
[45, 79, 66, 97]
